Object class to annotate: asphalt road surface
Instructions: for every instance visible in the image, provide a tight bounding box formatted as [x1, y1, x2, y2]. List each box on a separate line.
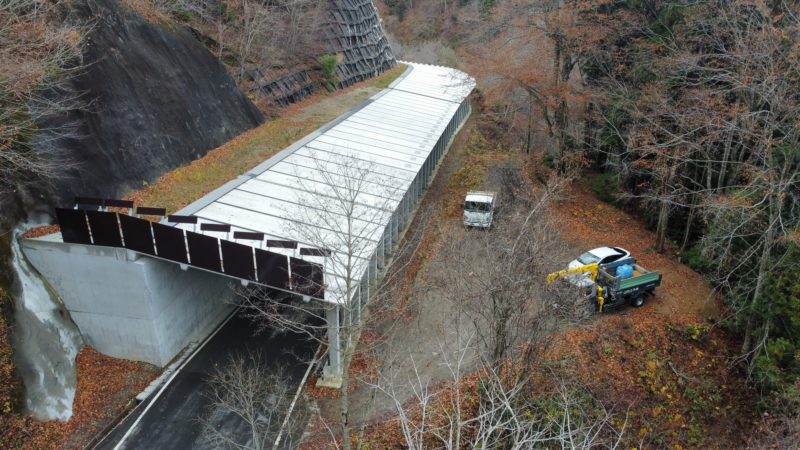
[95, 309, 315, 450]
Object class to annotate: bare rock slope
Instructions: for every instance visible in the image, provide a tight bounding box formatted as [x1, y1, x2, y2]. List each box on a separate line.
[40, 0, 264, 206]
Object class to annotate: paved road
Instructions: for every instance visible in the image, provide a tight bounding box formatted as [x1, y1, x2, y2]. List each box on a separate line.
[95, 309, 315, 450]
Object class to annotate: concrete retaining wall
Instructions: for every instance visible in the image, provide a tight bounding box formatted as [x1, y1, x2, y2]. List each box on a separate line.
[21, 237, 235, 367]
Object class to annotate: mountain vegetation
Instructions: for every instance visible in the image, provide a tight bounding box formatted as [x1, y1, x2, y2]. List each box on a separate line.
[3, 0, 798, 447]
[0, 0, 86, 199]
[379, 0, 800, 445]
[124, 0, 326, 82]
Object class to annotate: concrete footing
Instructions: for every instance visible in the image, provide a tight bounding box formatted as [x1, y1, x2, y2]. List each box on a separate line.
[22, 235, 235, 367]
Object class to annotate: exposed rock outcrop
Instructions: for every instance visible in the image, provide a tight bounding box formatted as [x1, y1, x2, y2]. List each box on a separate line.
[37, 0, 264, 206]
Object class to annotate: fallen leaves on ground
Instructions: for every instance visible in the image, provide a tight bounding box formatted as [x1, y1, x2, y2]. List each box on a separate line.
[1, 346, 158, 450]
[22, 224, 59, 238]
[550, 181, 721, 322]
[541, 175, 753, 447]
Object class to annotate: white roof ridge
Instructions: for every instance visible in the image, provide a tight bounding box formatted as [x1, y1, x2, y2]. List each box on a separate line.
[172, 61, 475, 303]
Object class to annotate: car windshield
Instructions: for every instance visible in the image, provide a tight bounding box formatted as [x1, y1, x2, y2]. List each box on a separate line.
[577, 252, 601, 264]
[465, 201, 491, 212]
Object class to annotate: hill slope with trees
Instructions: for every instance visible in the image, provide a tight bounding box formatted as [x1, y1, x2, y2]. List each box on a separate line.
[376, 0, 799, 446]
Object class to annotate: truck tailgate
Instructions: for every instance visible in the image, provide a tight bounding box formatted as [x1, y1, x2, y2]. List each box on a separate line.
[620, 271, 661, 290]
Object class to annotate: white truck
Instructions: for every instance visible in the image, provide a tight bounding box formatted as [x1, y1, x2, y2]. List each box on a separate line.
[463, 191, 497, 228]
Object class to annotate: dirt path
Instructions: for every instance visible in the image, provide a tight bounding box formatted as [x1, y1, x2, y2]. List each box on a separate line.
[304, 120, 730, 448]
[353, 118, 483, 416]
[303, 115, 483, 443]
[550, 182, 722, 323]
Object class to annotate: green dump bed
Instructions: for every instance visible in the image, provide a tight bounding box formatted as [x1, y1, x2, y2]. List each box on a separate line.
[619, 269, 661, 290]
[598, 263, 662, 295]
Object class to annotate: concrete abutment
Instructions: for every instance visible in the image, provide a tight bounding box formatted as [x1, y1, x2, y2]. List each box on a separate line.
[21, 237, 235, 367]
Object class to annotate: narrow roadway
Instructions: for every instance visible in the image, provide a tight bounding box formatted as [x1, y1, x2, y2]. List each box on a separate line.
[95, 309, 315, 450]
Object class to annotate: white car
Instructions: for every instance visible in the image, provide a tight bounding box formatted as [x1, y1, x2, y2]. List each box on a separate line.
[566, 246, 632, 287]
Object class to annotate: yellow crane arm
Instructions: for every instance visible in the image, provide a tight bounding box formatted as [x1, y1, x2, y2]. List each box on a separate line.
[546, 263, 599, 285]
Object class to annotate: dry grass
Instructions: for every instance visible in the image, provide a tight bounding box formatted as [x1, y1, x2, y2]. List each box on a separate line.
[127, 64, 407, 213]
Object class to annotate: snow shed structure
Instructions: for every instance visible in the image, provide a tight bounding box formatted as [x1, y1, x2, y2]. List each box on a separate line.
[21, 62, 474, 377]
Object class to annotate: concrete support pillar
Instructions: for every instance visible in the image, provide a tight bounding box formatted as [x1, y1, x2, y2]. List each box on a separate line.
[353, 286, 361, 326]
[377, 239, 385, 270]
[361, 276, 369, 308]
[320, 304, 343, 387]
[384, 223, 391, 254]
[371, 252, 378, 284]
[400, 195, 408, 226]
[392, 212, 399, 246]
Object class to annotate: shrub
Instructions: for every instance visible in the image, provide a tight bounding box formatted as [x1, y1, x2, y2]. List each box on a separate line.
[172, 8, 192, 21]
[682, 245, 713, 273]
[590, 172, 619, 203]
[480, 0, 497, 14]
[319, 54, 338, 91]
[450, 165, 483, 189]
[542, 152, 557, 169]
[683, 323, 711, 342]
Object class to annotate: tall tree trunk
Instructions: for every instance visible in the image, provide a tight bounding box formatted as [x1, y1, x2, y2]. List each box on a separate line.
[555, 98, 569, 171]
[680, 195, 696, 254]
[655, 161, 676, 253]
[551, 33, 564, 168]
[742, 147, 778, 355]
[341, 353, 351, 450]
[741, 225, 773, 355]
[655, 198, 669, 253]
[525, 96, 534, 154]
[718, 129, 733, 191]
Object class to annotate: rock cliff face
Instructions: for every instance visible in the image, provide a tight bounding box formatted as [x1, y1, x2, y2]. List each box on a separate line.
[38, 0, 264, 205]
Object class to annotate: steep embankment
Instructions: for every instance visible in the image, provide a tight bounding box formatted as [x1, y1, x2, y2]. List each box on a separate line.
[36, 0, 264, 207]
[1, 0, 264, 446]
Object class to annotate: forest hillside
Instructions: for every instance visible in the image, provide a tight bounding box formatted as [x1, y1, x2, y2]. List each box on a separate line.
[376, 0, 800, 446]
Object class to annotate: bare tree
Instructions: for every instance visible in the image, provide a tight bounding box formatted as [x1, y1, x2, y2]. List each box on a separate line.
[233, 0, 325, 82]
[429, 172, 585, 365]
[155, 0, 325, 82]
[687, 2, 800, 362]
[464, 0, 611, 165]
[749, 395, 800, 450]
[371, 331, 478, 450]
[0, 0, 88, 195]
[199, 352, 308, 450]
[370, 337, 627, 449]
[357, 166, 609, 449]
[238, 150, 407, 450]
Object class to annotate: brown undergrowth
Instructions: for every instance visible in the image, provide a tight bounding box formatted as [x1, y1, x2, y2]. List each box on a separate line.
[316, 161, 756, 448]
[0, 347, 157, 450]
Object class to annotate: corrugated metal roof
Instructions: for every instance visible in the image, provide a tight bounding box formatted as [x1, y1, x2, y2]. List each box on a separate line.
[176, 62, 475, 304]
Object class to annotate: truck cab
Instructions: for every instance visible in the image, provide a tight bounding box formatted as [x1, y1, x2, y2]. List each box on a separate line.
[463, 191, 497, 228]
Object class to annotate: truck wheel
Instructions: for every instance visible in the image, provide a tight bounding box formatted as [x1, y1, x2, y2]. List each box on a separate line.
[632, 295, 646, 307]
